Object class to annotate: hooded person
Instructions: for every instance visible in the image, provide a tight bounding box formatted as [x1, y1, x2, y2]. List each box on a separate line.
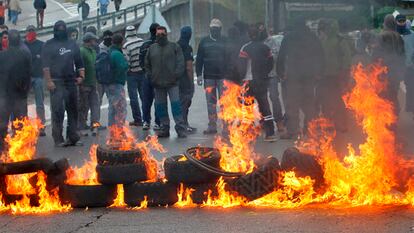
[316, 18, 352, 132]
[139, 22, 161, 130]
[384, 14, 397, 32]
[195, 18, 228, 135]
[122, 25, 145, 127]
[0, 29, 32, 152]
[177, 26, 196, 133]
[42, 20, 85, 147]
[24, 25, 46, 135]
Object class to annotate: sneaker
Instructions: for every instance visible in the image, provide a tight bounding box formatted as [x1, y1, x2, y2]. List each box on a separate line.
[129, 121, 143, 127]
[264, 135, 278, 142]
[177, 131, 187, 138]
[203, 128, 217, 135]
[186, 126, 197, 134]
[91, 127, 98, 136]
[39, 128, 46, 137]
[55, 141, 67, 147]
[157, 130, 170, 138]
[153, 124, 162, 131]
[276, 121, 286, 133]
[143, 122, 150, 131]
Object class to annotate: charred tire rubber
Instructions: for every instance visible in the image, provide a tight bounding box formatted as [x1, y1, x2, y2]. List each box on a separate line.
[96, 163, 148, 185]
[226, 157, 281, 201]
[280, 147, 324, 189]
[165, 147, 221, 184]
[124, 182, 178, 207]
[96, 145, 143, 165]
[60, 184, 117, 208]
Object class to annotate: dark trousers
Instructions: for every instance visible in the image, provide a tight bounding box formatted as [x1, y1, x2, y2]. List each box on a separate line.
[114, 0, 122, 11]
[179, 80, 194, 127]
[50, 81, 80, 144]
[248, 79, 275, 137]
[142, 74, 160, 125]
[285, 78, 316, 135]
[0, 17, 4, 26]
[78, 84, 100, 129]
[0, 97, 27, 152]
[154, 85, 186, 133]
[36, 9, 44, 28]
[127, 73, 145, 123]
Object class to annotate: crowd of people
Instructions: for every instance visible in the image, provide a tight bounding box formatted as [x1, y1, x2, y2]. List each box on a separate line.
[0, 12, 413, 151]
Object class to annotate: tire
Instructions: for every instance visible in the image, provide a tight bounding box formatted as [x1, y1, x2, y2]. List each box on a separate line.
[165, 147, 221, 184]
[226, 157, 281, 201]
[0, 158, 54, 175]
[96, 145, 143, 166]
[96, 163, 148, 185]
[60, 184, 117, 208]
[124, 182, 178, 207]
[184, 183, 218, 204]
[280, 147, 324, 189]
[3, 194, 39, 206]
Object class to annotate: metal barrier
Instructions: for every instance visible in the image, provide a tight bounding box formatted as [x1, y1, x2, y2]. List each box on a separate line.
[20, 0, 171, 38]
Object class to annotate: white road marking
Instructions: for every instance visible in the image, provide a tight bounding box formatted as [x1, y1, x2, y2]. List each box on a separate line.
[48, 0, 78, 17]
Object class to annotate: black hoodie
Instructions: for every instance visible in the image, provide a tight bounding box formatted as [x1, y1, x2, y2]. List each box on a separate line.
[42, 21, 84, 80]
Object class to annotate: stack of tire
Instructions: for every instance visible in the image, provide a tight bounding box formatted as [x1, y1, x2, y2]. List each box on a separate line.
[164, 147, 222, 204]
[61, 145, 150, 208]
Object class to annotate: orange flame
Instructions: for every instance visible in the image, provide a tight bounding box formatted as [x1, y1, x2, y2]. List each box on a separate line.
[174, 184, 196, 208]
[66, 144, 99, 185]
[131, 196, 148, 210]
[110, 184, 126, 208]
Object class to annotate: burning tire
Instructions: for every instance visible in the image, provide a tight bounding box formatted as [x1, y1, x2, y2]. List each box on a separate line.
[60, 184, 117, 208]
[96, 145, 143, 165]
[124, 182, 178, 207]
[226, 157, 281, 201]
[0, 158, 55, 175]
[280, 147, 324, 189]
[96, 163, 148, 185]
[184, 183, 218, 204]
[164, 147, 221, 184]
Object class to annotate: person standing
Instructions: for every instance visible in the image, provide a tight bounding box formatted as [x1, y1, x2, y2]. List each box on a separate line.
[196, 18, 227, 135]
[24, 25, 46, 136]
[123, 25, 144, 127]
[145, 26, 187, 138]
[177, 26, 197, 133]
[113, 0, 121, 17]
[97, 29, 113, 114]
[317, 19, 352, 132]
[97, 0, 109, 16]
[78, 32, 101, 136]
[0, 30, 31, 152]
[8, 0, 20, 25]
[42, 20, 85, 147]
[277, 19, 324, 139]
[102, 33, 128, 128]
[239, 25, 277, 142]
[0, 1, 5, 26]
[139, 23, 161, 131]
[33, 0, 46, 28]
[78, 0, 90, 21]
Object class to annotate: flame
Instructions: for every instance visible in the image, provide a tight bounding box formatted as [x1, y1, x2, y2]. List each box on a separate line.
[66, 144, 99, 185]
[107, 125, 136, 151]
[0, 118, 70, 214]
[110, 184, 126, 207]
[131, 196, 148, 210]
[202, 177, 248, 208]
[174, 184, 196, 208]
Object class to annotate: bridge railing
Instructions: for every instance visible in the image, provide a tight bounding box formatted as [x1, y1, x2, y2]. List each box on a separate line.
[20, 0, 171, 38]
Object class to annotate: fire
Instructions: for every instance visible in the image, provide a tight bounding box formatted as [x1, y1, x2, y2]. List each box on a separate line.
[66, 144, 99, 185]
[175, 184, 196, 208]
[136, 136, 166, 182]
[131, 196, 148, 210]
[107, 125, 136, 151]
[0, 118, 70, 214]
[110, 184, 126, 207]
[202, 178, 248, 208]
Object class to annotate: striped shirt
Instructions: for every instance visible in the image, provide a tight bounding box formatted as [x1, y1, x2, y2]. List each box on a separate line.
[122, 36, 144, 73]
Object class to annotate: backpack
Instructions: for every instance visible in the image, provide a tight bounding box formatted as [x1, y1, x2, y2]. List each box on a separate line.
[96, 50, 113, 84]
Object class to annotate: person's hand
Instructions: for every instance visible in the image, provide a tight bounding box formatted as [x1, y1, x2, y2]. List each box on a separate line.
[47, 80, 56, 91]
[197, 76, 203, 86]
[75, 77, 84, 85]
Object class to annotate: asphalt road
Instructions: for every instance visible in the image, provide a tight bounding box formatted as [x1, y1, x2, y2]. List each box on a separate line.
[5, 84, 414, 233]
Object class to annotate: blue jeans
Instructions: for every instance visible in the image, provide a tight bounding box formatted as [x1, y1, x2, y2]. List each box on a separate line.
[142, 74, 160, 125]
[100, 4, 108, 15]
[10, 10, 18, 25]
[154, 85, 186, 133]
[104, 84, 127, 127]
[204, 79, 224, 129]
[31, 78, 46, 125]
[50, 81, 79, 144]
[127, 73, 144, 123]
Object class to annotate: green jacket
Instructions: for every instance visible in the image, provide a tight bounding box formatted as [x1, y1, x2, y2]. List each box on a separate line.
[80, 45, 97, 86]
[109, 46, 128, 85]
[145, 40, 184, 88]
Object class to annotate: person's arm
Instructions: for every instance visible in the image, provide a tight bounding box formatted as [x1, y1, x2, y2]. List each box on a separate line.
[41, 42, 55, 90]
[74, 44, 85, 84]
[264, 45, 274, 75]
[175, 44, 185, 79]
[238, 45, 248, 78]
[144, 47, 152, 78]
[195, 39, 204, 77]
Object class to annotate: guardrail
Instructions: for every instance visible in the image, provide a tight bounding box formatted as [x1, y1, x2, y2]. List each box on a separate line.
[20, 0, 171, 38]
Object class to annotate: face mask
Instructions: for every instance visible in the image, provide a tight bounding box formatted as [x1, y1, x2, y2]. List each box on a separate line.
[54, 30, 67, 41]
[103, 37, 112, 47]
[397, 24, 409, 35]
[156, 34, 167, 45]
[2, 37, 8, 50]
[26, 31, 36, 42]
[210, 27, 221, 40]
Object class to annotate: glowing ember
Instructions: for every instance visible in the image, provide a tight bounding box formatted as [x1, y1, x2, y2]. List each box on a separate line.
[66, 144, 99, 185]
[110, 184, 126, 207]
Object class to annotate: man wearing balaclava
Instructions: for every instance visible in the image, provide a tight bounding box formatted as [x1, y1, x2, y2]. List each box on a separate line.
[145, 26, 186, 138]
[42, 20, 85, 147]
[24, 25, 46, 136]
[0, 29, 32, 152]
[177, 26, 196, 134]
[123, 25, 144, 127]
[139, 23, 161, 131]
[396, 14, 414, 118]
[196, 18, 227, 135]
